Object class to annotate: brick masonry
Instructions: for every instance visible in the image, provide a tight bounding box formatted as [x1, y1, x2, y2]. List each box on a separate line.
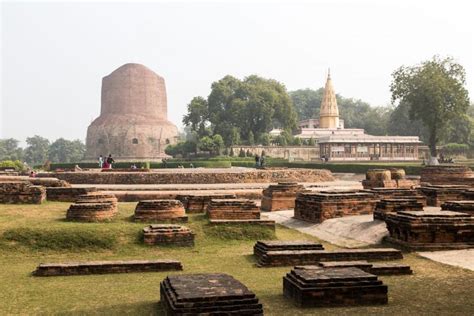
[177, 193, 237, 213]
[441, 200, 474, 216]
[133, 200, 187, 222]
[207, 199, 260, 220]
[420, 165, 474, 186]
[384, 210, 474, 250]
[260, 182, 305, 212]
[160, 273, 263, 315]
[297, 260, 413, 276]
[46, 187, 97, 202]
[419, 185, 470, 206]
[283, 267, 388, 307]
[294, 191, 376, 223]
[142, 224, 195, 246]
[33, 259, 182, 276]
[0, 181, 46, 204]
[373, 198, 424, 221]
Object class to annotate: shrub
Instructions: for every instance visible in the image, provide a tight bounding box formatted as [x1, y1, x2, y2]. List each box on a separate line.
[2, 227, 117, 251]
[0, 160, 25, 171]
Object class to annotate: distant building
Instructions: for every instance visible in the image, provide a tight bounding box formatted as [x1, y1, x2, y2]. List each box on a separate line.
[293, 71, 421, 161]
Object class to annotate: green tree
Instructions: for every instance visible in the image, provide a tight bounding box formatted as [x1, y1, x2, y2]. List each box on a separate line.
[248, 131, 255, 145]
[183, 96, 209, 137]
[0, 138, 23, 161]
[259, 133, 271, 146]
[212, 134, 224, 155]
[24, 135, 50, 165]
[390, 56, 470, 162]
[308, 137, 316, 146]
[276, 135, 287, 146]
[198, 136, 215, 154]
[293, 137, 302, 146]
[48, 138, 85, 163]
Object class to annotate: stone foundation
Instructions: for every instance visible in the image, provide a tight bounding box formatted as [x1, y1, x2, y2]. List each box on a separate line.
[283, 267, 388, 307]
[177, 193, 237, 213]
[207, 199, 260, 220]
[33, 260, 182, 276]
[294, 191, 376, 223]
[385, 210, 474, 250]
[299, 261, 412, 275]
[0, 181, 46, 204]
[419, 185, 470, 206]
[260, 182, 305, 211]
[46, 187, 97, 202]
[160, 273, 263, 315]
[420, 165, 474, 186]
[142, 224, 194, 246]
[441, 201, 474, 216]
[254, 246, 402, 267]
[38, 168, 334, 184]
[373, 198, 424, 221]
[133, 200, 187, 222]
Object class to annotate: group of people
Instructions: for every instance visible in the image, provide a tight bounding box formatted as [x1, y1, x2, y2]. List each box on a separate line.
[98, 154, 115, 169]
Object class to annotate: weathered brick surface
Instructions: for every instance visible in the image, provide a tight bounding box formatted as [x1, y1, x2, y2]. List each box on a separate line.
[0, 181, 46, 204]
[419, 185, 470, 206]
[46, 187, 97, 202]
[363, 188, 427, 206]
[177, 193, 237, 213]
[134, 200, 187, 222]
[0, 176, 70, 188]
[38, 168, 334, 184]
[142, 224, 194, 246]
[362, 168, 419, 189]
[385, 210, 474, 250]
[160, 273, 263, 315]
[261, 182, 305, 211]
[254, 240, 324, 258]
[373, 198, 424, 221]
[208, 219, 276, 229]
[441, 200, 474, 216]
[33, 259, 182, 276]
[294, 191, 376, 223]
[255, 246, 403, 267]
[283, 267, 388, 307]
[298, 260, 413, 275]
[207, 199, 260, 220]
[420, 165, 474, 186]
[66, 202, 116, 222]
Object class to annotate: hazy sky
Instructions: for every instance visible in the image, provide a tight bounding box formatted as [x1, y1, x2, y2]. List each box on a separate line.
[1, 0, 473, 144]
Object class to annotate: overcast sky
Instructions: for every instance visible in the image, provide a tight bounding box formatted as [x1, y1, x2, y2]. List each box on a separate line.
[1, 0, 473, 144]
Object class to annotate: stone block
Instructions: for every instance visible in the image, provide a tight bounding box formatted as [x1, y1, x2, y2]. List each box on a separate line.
[283, 267, 388, 307]
[33, 259, 182, 276]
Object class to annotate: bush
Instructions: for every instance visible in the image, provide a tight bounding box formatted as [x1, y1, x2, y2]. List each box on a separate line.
[0, 160, 25, 171]
[2, 227, 117, 251]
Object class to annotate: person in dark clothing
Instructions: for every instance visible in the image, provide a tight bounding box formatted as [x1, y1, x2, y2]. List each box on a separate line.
[255, 154, 260, 168]
[106, 154, 115, 169]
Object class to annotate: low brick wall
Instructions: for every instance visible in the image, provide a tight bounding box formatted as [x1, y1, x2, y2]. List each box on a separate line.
[46, 187, 97, 202]
[33, 259, 182, 276]
[38, 168, 333, 184]
[0, 181, 46, 204]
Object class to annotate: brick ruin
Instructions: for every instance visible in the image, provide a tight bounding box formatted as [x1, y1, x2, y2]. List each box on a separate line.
[302, 261, 412, 275]
[176, 193, 237, 213]
[254, 241, 324, 259]
[419, 185, 470, 207]
[441, 200, 474, 216]
[373, 198, 424, 221]
[0, 181, 46, 204]
[384, 210, 474, 250]
[142, 224, 195, 246]
[283, 267, 388, 307]
[260, 182, 305, 212]
[66, 192, 118, 222]
[46, 187, 97, 202]
[33, 259, 182, 276]
[254, 241, 402, 267]
[420, 165, 474, 186]
[294, 191, 376, 223]
[160, 273, 263, 315]
[362, 168, 419, 189]
[363, 187, 427, 206]
[207, 199, 276, 228]
[134, 200, 187, 222]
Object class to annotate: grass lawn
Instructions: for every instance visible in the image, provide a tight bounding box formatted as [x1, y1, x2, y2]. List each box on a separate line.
[0, 202, 473, 315]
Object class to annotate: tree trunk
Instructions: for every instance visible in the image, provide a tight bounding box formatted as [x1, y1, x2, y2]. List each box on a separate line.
[428, 128, 439, 165]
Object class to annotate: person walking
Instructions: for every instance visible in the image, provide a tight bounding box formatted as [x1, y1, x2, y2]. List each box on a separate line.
[98, 155, 104, 168]
[106, 154, 115, 169]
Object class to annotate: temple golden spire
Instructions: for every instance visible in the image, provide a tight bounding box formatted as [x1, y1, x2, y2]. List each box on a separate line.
[319, 70, 339, 129]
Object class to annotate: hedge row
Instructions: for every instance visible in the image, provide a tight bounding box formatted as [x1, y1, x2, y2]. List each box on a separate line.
[38, 160, 232, 170]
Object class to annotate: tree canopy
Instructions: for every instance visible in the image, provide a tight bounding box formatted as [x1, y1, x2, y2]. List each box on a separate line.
[390, 56, 470, 159]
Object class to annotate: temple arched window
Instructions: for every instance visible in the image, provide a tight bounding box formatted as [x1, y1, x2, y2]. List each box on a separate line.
[132, 138, 139, 144]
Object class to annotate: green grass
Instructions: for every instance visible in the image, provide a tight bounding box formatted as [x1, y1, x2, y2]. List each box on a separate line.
[0, 202, 473, 315]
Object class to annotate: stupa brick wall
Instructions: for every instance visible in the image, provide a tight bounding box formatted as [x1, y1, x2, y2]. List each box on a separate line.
[133, 200, 187, 222]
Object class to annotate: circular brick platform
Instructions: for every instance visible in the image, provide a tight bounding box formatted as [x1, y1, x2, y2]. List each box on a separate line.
[134, 200, 187, 222]
[66, 202, 117, 222]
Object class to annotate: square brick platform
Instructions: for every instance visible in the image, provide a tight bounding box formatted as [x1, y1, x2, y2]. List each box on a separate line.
[296, 260, 412, 275]
[142, 224, 195, 247]
[419, 185, 470, 207]
[373, 198, 424, 221]
[160, 273, 263, 315]
[260, 182, 305, 212]
[441, 200, 474, 216]
[176, 193, 237, 213]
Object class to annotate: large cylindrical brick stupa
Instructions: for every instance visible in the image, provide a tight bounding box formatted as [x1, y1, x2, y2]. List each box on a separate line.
[85, 63, 178, 161]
